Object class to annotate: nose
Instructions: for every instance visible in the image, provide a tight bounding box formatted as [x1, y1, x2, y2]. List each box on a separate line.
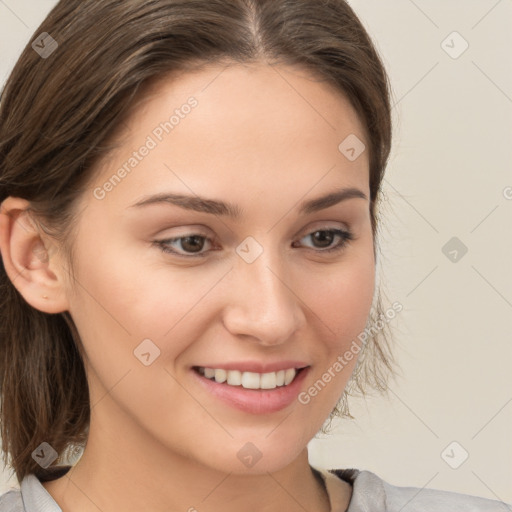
[221, 247, 306, 346]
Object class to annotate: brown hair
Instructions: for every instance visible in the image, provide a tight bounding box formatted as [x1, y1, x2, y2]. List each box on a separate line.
[0, 0, 397, 484]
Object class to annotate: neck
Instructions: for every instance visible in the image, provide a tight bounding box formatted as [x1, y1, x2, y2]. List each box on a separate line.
[42, 421, 333, 512]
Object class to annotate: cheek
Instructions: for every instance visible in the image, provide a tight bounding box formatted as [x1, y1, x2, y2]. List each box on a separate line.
[300, 246, 375, 345]
[65, 240, 230, 406]
[294, 252, 375, 412]
[65, 249, 211, 424]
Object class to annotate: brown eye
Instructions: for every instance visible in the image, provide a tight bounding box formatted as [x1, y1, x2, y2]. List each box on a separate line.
[295, 228, 354, 253]
[179, 235, 206, 253]
[154, 234, 212, 257]
[311, 230, 335, 248]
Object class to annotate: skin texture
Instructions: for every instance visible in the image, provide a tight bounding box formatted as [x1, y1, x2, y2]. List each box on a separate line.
[0, 61, 375, 512]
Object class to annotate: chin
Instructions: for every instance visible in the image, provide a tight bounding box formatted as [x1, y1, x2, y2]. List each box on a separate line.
[192, 430, 311, 475]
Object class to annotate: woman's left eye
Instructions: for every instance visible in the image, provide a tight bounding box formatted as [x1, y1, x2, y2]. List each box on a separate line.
[295, 228, 354, 253]
[153, 228, 354, 258]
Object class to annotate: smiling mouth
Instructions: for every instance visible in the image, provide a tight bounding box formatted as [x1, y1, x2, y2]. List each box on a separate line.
[192, 366, 307, 390]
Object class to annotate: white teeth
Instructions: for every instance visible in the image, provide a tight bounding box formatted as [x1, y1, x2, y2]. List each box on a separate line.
[284, 368, 296, 386]
[204, 368, 215, 379]
[227, 370, 242, 386]
[214, 369, 227, 383]
[260, 372, 277, 389]
[198, 367, 299, 389]
[241, 371, 260, 389]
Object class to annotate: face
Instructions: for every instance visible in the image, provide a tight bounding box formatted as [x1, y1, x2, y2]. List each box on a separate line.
[59, 62, 375, 475]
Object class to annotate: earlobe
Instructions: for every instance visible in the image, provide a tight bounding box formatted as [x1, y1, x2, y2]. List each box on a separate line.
[0, 196, 70, 314]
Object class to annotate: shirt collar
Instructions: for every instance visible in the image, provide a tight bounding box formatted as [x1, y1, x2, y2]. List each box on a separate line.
[311, 464, 387, 512]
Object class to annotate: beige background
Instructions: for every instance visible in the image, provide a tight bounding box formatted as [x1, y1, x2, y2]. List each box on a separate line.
[1, 0, 511, 503]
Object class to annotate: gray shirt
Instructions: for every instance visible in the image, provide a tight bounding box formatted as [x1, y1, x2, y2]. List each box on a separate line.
[0, 464, 510, 511]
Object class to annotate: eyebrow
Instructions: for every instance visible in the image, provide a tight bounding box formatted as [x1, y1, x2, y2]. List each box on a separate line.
[128, 187, 368, 219]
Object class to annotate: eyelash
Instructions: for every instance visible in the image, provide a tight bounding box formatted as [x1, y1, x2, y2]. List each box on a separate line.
[153, 227, 354, 259]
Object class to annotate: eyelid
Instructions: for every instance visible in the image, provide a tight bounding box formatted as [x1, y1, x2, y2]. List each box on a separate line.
[297, 220, 350, 237]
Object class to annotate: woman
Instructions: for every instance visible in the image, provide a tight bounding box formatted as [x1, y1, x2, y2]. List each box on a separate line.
[0, 1, 509, 511]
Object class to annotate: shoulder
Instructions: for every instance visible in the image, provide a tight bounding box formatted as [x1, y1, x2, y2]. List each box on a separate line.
[328, 468, 511, 511]
[0, 488, 24, 511]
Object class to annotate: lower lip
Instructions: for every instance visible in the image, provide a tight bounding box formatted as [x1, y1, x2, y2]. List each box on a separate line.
[191, 367, 310, 414]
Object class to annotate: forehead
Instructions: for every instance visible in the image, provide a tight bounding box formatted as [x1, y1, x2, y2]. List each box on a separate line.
[86, 61, 370, 216]
[136, 61, 367, 145]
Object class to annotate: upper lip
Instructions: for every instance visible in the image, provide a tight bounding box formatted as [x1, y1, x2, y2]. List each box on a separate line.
[194, 361, 310, 373]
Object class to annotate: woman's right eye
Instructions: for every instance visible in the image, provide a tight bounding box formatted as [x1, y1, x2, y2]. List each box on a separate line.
[153, 234, 213, 258]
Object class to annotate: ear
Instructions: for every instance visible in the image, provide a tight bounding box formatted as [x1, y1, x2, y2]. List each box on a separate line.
[0, 196, 70, 313]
